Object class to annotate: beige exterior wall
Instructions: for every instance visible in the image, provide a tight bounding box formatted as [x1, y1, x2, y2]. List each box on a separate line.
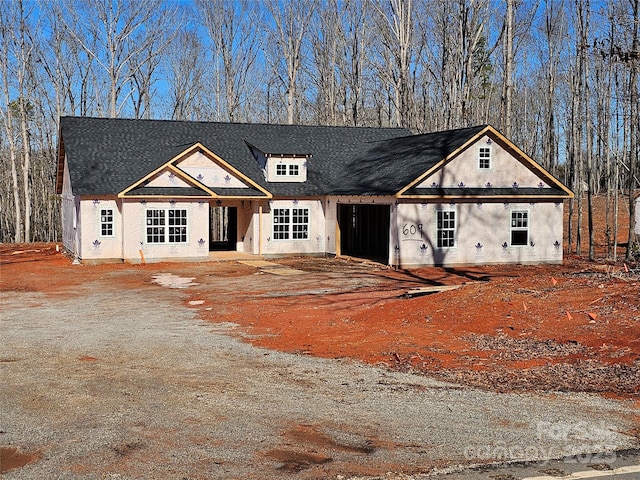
[120, 200, 210, 263]
[146, 170, 192, 188]
[77, 197, 123, 261]
[394, 200, 564, 267]
[324, 197, 338, 255]
[418, 135, 547, 189]
[635, 196, 639, 236]
[261, 199, 325, 255]
[175, 151, 249, 188]
[61, 157, 77, 254]
[266, 156, 308, 182]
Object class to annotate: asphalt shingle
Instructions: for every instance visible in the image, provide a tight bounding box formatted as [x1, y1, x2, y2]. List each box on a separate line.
[59, 117, 410, 197]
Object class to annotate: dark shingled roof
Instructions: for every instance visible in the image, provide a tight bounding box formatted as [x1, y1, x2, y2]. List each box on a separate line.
[58, 117, 571, 200]
[59, 117, 410, 197]
[332, 125, 487, 195]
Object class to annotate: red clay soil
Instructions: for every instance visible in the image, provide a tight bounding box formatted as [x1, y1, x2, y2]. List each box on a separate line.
[203, 255, 639, 398]
[1, 196, 639, 400]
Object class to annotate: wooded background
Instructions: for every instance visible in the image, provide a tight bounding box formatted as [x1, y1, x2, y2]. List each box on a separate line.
[1, 0, 638, 260]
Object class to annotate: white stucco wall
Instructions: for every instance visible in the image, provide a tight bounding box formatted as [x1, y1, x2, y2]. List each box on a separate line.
[394, 201, 564, 267]
[418, 136, 547, 189]
[122, 199, 210, 263]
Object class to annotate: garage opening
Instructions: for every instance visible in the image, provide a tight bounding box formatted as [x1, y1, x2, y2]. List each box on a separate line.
[338, 204, 390, 263]
[210, 206, 237, 251]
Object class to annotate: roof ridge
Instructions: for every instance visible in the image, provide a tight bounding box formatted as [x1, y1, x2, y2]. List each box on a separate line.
[60, 115, 409, 132]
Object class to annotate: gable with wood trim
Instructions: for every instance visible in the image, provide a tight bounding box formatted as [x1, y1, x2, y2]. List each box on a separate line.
[56, 117, 572, 266]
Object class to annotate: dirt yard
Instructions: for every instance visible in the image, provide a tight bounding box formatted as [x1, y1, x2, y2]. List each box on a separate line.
[1, 197, 639, 478]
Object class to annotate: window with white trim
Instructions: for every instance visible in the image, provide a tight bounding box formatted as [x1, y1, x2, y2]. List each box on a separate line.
[437, 209, 456, 248]
[510, 210, 529, 246]
[291, 208, 309, 239]
[272, 208, 309, 240]
[100, 209, 114, 236]
[289, 164, 299, 176]
[478, 147, 491, 169]
[146, 208, 188, 244]
[276, 164, 287, 176]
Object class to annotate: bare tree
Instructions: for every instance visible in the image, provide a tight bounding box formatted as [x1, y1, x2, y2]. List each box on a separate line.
[164, 29, 209, 121]
[538, 0, 567, 174]
[0, 0, 39, 242]
[0, 2, 22, 243]
[421, 0, 494, 130]
[309, 0, 346, 125]
[373, 0, 420, 129]
[196, 0, 260, 122]
[56, 0, 175, 118]
[501, 0, 515, 137]
[625, 0, 639, 260]
[264, 0, 316, 124]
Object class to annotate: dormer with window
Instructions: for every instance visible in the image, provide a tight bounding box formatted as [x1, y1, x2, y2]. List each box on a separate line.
[266, 154, 309, 183]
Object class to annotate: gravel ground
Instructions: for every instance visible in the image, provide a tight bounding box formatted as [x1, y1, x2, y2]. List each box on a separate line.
[1, 265, 638, 479]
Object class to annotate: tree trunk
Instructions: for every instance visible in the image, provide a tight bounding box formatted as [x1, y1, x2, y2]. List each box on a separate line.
[501, 0, 514, 137]
[626, 0, 639, 260]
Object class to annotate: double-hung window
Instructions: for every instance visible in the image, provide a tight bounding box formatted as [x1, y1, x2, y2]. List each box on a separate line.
[100, 209, 114, 237]
[437, 209, 456, 248]
[478, 147, 491, 169]
[146, 208, 188, 244]
[510, 210, 529, 246]
[273, 207, 309, 240]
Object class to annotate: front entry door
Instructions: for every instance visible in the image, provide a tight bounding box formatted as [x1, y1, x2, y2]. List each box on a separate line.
[210, 206, 237, 251]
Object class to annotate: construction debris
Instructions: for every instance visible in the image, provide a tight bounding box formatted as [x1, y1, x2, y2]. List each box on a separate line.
[404, 284, 462, 297]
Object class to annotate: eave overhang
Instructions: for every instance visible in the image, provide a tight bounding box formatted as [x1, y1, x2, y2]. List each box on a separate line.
[399, 187, 572, 200]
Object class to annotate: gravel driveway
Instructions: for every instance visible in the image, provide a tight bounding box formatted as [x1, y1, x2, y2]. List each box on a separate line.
[1, 260, 637, 479]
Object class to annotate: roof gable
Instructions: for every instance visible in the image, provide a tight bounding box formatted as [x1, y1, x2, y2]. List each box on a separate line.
[397, 126, 573, 199]
[120, 143, 271, 199]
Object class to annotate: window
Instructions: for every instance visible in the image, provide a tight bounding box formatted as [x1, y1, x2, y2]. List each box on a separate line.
[273, 208, 290, 239]
[437, 210, 456, 248]
[273, 208, 309, 240]
[510, 210, 529, 246]
[478, 147, 491, 169]
[168, 209, 188, 243]
[146, 208, 187, 244]
[292, 208, 308, 239]
[100, 209, 114, 236]
[275, 163, 300, 177]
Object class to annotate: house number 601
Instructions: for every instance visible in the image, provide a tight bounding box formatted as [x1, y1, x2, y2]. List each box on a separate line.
[402, 223, 423, 236]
